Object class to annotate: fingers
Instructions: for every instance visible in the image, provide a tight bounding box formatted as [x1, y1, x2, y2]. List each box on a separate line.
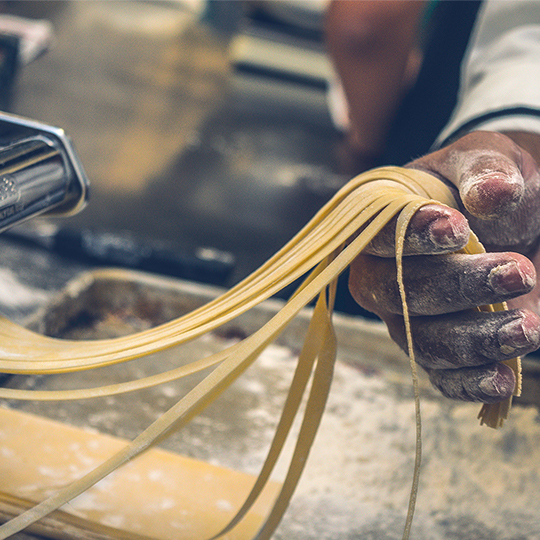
[349, 252, 536, 316]
[382, 308, 540, 403]
[407, 131, 540, 252]
[428, 363, 517, 404]
[364, 203, 470, 257]
[447, 147, 524, 219]
[385, 309, 540, 369]
[348, 247, 539, 403]
[408, 131, 526, 219]
[364, 131, 540, 257]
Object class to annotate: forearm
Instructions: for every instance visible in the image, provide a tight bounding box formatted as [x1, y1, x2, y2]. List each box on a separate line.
[325, 0, 425, 159]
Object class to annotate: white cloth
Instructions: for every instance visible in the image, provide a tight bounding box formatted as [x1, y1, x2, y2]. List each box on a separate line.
[436, 0, 540, 147]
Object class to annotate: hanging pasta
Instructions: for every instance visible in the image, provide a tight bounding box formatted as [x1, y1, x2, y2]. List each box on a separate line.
[0, 166, 521, 540]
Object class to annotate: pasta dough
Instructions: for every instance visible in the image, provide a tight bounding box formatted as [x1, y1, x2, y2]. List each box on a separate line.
[0, 167, 521, 540]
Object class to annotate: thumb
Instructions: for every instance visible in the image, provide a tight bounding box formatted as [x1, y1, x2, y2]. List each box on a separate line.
[411, 131, 526, 219]
[453, 148, 524, 219]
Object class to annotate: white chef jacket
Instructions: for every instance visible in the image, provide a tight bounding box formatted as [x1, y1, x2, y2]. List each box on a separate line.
[436, 0, 540, 147]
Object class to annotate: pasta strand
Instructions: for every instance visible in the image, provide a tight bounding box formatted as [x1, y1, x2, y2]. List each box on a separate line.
[0, 166, 520, 539]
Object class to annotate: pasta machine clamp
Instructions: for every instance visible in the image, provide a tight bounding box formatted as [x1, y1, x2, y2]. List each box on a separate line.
[0, 111, 89, 233]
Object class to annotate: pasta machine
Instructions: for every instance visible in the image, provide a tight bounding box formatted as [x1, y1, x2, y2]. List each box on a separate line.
[0, 111, 88, 233]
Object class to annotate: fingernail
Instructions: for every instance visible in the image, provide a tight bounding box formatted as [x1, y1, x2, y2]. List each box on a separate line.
[462, 172, 522, 218]
[498, 317, 532, 354]
[478, 365, 515, 399]
[488, 261, 533, 294]
[428, 214, 469, 249]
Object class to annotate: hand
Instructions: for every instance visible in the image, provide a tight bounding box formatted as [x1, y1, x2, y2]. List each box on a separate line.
[349, 131, 540, 403]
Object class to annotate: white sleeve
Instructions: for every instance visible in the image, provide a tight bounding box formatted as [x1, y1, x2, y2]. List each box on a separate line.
[435, 0, 540, 147]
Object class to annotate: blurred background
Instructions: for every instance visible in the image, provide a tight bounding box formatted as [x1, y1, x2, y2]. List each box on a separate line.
[5, 7, 540, 540]
[0, 0, 348, 299]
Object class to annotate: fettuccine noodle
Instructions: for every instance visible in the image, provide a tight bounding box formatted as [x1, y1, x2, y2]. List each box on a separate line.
[0, 167, 521, 540]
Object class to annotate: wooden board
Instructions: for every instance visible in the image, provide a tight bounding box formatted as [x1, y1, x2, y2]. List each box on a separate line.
[0, 407, 281, 540]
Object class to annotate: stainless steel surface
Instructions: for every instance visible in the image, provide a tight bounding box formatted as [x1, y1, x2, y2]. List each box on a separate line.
[0, 112, 88, 232]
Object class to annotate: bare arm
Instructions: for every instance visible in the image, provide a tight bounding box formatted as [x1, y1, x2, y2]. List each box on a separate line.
[325, 0, 425, 168]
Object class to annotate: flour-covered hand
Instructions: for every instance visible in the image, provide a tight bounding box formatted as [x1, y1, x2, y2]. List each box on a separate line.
[349, 131, 540, 402]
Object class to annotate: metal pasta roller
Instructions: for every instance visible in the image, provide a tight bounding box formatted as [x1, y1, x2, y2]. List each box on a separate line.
[0, 111, 89, 232]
